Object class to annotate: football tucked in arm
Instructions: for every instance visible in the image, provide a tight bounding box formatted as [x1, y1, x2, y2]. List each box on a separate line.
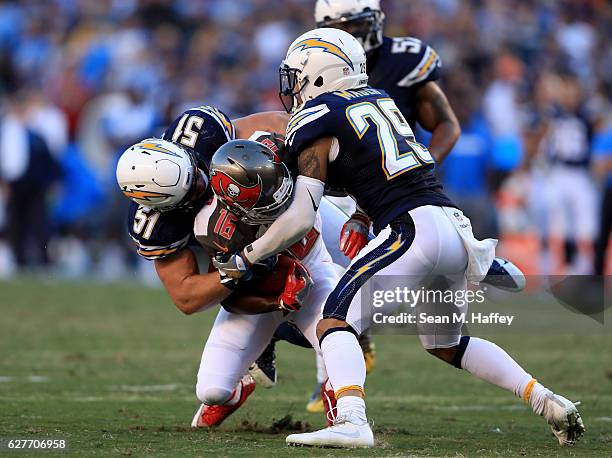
[220, 255, 298, 314]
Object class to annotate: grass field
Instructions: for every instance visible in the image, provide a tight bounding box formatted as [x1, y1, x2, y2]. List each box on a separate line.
[1, 279, 611, 457]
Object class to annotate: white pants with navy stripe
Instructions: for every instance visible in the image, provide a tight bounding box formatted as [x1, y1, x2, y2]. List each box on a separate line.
[322, 205, 470, 349]
[319, 196, 352, 268]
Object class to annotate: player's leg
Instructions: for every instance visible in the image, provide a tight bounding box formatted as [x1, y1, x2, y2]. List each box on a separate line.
[318, 196, 352, 268]
[418, 208, 584, 445]
[288, 257, 339, 414]
[568, 170, 597, 274]
[192, 308, 282, 427]
[418, 278, 544, 412]
[304, 199, 379, 410]
[547, 168, 571, 273]
[249, 321, 313, 389]
[248, 339, 277, 389]
[424, 332, 585, 445]
[288, 214, 428, 447]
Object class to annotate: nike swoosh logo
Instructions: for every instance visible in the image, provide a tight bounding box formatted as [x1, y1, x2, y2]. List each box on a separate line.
[327, 429, 362, 439]
[307, 189, 319, 212]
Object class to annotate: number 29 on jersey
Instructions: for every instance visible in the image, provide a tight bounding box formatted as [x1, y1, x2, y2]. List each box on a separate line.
[346, 98, 434, 180]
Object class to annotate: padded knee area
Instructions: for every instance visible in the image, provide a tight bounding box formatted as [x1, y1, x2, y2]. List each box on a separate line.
[197, 386, 233, 405]
[318, 324, 359, 346]
[426, 347, 456, 364]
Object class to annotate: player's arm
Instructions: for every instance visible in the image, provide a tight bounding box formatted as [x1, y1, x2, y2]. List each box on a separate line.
[414, 81, 460, 163]
[241, 137, 332, 265]
[233, 111, 290, 139]
[155, 249, 232, 315]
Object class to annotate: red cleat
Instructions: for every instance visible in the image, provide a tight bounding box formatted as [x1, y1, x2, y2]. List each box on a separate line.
[321, 378, 337, 427]
[191, 374, 256, 428]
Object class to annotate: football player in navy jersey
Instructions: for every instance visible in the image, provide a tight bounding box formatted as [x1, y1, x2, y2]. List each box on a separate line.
[122, 106, 287, 262]
[538, 76, 597, 274]
[117, 136, 337, 429]
[314, 0, 459, 164]
[214, 28, 584, 448]
[119, 102, 377, 410]
[313, 0, 525, 277]
[116, 107, 355, 425]
[306, 0, 525, 412]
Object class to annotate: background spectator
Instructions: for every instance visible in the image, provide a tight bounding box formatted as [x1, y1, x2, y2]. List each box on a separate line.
[0, 90, 61, 269]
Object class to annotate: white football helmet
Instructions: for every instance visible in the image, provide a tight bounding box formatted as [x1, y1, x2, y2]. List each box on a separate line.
[116, 138, 206, 211]
[279, 28, 368, 112]
[314, 0, 385, 52]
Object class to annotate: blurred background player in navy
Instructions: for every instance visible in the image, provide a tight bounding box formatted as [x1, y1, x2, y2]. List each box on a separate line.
[528, 74, 598, 274]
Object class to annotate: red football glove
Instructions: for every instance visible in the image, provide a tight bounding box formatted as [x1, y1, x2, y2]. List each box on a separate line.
[340, 211, 370, 260]
[278, 259, 313, 312]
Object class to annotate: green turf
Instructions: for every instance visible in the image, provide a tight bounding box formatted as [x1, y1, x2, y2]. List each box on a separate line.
[1, 280, 611, 457]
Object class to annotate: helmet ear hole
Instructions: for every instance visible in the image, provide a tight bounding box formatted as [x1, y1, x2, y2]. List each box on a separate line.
[314, 76, 324, 87]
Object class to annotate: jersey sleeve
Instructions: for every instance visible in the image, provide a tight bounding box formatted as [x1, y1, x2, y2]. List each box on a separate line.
[162, 105, 235, 170]
[391, 37, 442, 88]
[248, 131, 288, 160]
[127, 202, 192, 260]
[285, 101, 334, 157]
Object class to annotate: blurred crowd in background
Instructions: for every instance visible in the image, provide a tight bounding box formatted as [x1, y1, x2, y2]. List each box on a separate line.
[0, 0, 610, 281]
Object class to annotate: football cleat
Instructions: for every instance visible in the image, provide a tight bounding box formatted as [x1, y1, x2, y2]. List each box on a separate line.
[191, 375, 256, 428]
[286, 414, 374, 448]
[542, 394, 585, 446]
[306, 382, 325, 413]
[358, 333, 376, 374]
[481, 257, 526, 292]
[248, 341, 277, 388]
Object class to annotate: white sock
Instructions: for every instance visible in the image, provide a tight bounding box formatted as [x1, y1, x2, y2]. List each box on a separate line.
[321, 330, 366, 396]
[518, 380, 553, 416]
[315, 352, 328, 385]
[462, 338, 554, 415]
[461, 337, 535, 397]
[531, 384, 554, 416]
[337, 396, 367, 425]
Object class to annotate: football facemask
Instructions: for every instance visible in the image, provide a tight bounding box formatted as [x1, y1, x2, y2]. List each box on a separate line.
[279, 64, 307, 113]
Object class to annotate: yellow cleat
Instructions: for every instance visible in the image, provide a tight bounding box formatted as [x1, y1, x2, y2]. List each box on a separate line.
[306, 383, 325, 413]
[306, 397, 325, 413]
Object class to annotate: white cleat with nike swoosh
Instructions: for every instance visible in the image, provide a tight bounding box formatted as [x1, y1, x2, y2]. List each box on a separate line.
[286, 415, 374, 448]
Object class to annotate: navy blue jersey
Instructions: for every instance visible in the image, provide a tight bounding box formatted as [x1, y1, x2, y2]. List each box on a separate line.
[162, 105, 235, 172]
[127, 201, 207, 260]
[367, 36, 441, 128]
[543, 108, 592, 167]
[286, 87, 454, 234]
[128, 105, 235, 260]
